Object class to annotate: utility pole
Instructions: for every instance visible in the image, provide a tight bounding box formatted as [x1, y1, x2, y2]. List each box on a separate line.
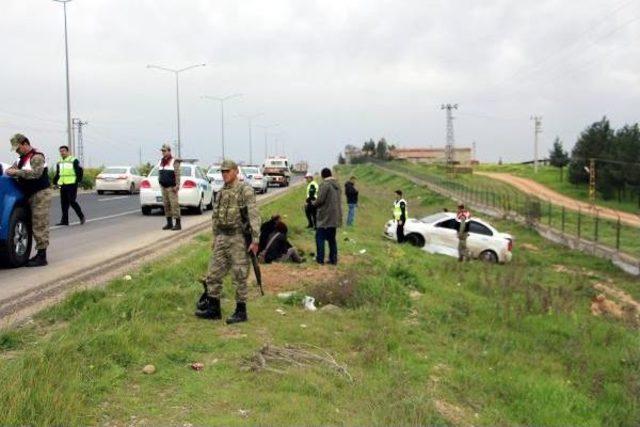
[147, 63, 206, 158]
[259, 124, 279, 161]
[202, 94, 243, 160]
[238, 113, 263, 165]
[72, 118, 87, 164]
[441, 103, 458, 169]
[139, 145, 143, 166]
[472, 140, 477, 162]
[531, 115, 543, 173]
[53, 0, 73, 155]
[588, 158, 596, 207]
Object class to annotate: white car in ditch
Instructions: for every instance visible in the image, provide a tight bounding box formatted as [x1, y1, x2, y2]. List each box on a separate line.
[384, 212, 513, 263]
[140, 163, 214, 215]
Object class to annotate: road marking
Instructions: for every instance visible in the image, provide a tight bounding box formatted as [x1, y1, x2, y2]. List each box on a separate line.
[49, 209, 140, 230]
[98, 196, 130, 202]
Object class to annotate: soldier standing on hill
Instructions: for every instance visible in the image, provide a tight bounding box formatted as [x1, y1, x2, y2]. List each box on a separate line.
[195, 160, 260, 324]
[6, 134, 52, 267]
[457, 203, 470, 262]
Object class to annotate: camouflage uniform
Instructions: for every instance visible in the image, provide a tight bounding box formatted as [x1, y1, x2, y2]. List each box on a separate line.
[458, 216, 469, 262]
[205, 178, 260, 302]
[12, 150, 51, 250]
[161, 185, 180, 219]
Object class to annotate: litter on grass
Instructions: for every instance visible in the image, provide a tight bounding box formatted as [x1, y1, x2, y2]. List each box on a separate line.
[302, 296, 317, 311]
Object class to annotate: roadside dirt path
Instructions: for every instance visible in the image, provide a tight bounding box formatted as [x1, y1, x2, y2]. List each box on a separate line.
[476, 172, 640, 228]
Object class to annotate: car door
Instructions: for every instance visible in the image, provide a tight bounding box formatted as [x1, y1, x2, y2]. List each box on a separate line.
[428, 218, 459, 257]
[466, 221, 494, 258]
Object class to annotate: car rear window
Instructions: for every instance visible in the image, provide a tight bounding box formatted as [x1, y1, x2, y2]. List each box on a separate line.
[435, 219, 459, 230]
[102, 168, 128, 174]
[469, 221, 493, 236]
[243, 167, 260, 175]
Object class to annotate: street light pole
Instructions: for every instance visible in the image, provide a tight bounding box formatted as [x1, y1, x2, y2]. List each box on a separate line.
[239, 113, 263, 165]
[259, 124, 279, 160]
[202, 94, 242, 160]
[147, 63, 206, 158]
[53, 0, 73, 154]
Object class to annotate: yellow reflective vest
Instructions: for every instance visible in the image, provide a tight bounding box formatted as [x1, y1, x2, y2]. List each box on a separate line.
[393, 199, 407, 221]
[306, 180, 319, 199]
[57, 156, 77, 185]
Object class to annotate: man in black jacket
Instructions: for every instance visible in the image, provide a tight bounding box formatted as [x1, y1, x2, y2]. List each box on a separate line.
[260, 222, 304, 263]
[53, 145, 85, 226]
[344, 175, 358, 226]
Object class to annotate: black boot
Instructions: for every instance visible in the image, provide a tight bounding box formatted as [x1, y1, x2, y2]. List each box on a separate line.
[226, 302, 248, 324]
[195, 296, 221, 320]
[79, 215, 86, 225]
[172, 218, 182, 231]
[26, 249, 48, 267]
[162, 217, 173, 230]
[55, 219, 69, 226]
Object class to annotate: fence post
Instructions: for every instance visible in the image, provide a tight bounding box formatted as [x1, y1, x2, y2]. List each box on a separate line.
[577, 208, 581, 240]
[561, 206, 565, 234]
[548, 201, 552, 226]
[594, 213, 599, 243]
[616, 217, 621, 252]
[492, 192, 496, 207]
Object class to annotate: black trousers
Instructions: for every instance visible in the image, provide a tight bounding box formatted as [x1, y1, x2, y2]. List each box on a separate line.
[315, 227, 337, 264]
[396, 222, 405, 243]
[305, 202, 317, 228]
[60, 184, 84, 223]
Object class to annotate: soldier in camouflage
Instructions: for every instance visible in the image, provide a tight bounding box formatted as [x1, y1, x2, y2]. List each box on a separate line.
[6, 134, 52, 267]
[195, 159, 260, 324]
[157, 143, 182, 230]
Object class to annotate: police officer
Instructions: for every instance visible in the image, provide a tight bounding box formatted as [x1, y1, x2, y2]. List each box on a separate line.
[195, 160, 260, 324]
[53, 145, 85, 226]
[393, 190, 407, 243]
[457, 203, 470, 262]
[6, 134, 52, 267]
[304, 173, 318, 229]
[157, 143, 181, 230]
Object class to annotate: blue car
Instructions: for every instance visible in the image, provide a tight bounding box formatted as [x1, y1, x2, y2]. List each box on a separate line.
[0, 163, 33, 267]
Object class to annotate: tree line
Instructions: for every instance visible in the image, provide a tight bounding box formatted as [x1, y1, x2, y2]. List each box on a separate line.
[338, 138, 396, 164]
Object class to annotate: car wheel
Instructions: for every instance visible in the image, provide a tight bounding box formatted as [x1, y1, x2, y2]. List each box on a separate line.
[0, 206, 32, 267]
[129, 183, 135, 194]
[141, 206, 152, 216]
[206, 194, 214, 210]
[405, 233, 425, 248]
[479, 250, 498, 263]
[97, 190, 104, 195]
[192, 197, 204, 215]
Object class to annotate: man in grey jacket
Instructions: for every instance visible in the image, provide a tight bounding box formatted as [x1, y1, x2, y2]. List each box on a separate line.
[313, 167, 343, 264]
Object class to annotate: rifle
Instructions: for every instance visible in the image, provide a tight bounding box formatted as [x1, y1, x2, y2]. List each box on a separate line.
[240, 206, 264, 296]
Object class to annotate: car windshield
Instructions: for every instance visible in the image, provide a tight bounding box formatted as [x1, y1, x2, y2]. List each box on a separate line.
[266, 161, 285, 167]
[208, 167, 220, 174]
[149, 166, 192, 177]
[243, 167, 260, 175]
[102, 168, 128, 175]
[420, 212, 449, 223]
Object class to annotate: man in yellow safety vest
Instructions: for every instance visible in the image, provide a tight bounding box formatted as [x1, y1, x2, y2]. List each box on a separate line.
[393, 190, 407, 243]
[304, 173, 319, 229]
[53, 145, 85, 226]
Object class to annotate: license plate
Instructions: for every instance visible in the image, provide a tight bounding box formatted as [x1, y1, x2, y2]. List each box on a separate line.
[104, 177, 116, 181]
[156, 196, 163, 202]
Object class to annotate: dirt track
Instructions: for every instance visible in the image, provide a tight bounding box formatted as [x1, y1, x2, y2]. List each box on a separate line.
[476, 172, 640, 228]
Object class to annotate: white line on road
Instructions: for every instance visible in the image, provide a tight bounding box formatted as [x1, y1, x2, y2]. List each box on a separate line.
[49, 209, 140, 230]
[97, 196, 130, 202]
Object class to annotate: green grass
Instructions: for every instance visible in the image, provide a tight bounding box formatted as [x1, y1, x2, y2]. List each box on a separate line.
[385, 161, 640, 258]
[0, 164, 639, 425]
[476, 163, 640, 215]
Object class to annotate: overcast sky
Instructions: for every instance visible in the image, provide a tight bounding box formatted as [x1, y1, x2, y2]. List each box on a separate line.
[2, 0, 639, 170]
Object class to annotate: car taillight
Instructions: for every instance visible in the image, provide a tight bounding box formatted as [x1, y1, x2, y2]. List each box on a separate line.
[141, 180, 151, 189]
[182, 180, 197, 189]
[507, 239, 513, 251]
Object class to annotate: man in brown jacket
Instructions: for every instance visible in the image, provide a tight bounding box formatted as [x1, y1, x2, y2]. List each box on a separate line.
[313, 167, 342, 265]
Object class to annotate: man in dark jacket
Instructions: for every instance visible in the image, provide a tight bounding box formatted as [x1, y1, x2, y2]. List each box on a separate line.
[53, 145, 85, 226]
[260, 222, 304, 263]
[313, 167, 342, 265]
[258, 214, 281, 253]
[344, 175, 358, 226]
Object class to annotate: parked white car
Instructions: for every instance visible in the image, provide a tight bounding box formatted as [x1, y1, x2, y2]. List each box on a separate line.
[95, 166, 144, 194]
[384, 212, 513, 263]
[206, 165, 224, 197]
[240, 166, 268, 194]
[140, 163, 214, 215]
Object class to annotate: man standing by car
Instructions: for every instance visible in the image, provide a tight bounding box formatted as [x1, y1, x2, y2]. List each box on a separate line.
[196, 160, 260, 324]
[344, 175, 358, 226]
[393, 190, 407, 243]
[157, 144, 181, 231]
[457, 203, 470, 262]
[304, 173, 318, 229]
[5, 134, 51, 267]
[313, 167, 342, 264]
[53, 145, 85, 226]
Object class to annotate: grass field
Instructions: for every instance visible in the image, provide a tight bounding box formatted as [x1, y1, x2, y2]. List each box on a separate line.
[476, 163, 640, 215]
[385, 161, 640, 258]
[0, 164, 639, 425]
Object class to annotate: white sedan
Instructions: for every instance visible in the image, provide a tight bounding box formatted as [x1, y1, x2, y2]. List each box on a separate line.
[206, 165, 224, 198]
[140, 163, 214, 215]
[240, 166, 268, 194]
[95, 166, 144, 194]
[384, 212, 513, 263]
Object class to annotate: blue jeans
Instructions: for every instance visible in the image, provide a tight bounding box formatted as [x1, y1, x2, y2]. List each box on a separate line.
[346, 203, 357, 226]
[315, 227, 337, 264]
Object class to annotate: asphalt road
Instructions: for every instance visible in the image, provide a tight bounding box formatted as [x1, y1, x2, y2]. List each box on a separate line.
[0, 181, 301, 311]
